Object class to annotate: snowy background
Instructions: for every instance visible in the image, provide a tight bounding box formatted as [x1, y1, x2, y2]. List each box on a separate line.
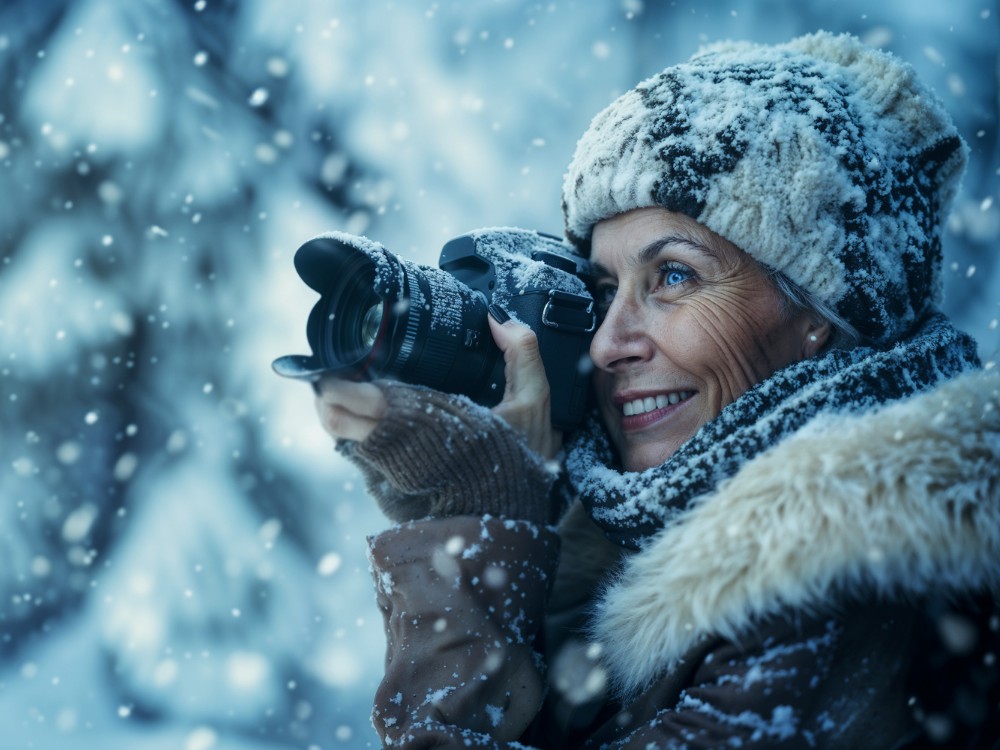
[0, 1, 996, 748]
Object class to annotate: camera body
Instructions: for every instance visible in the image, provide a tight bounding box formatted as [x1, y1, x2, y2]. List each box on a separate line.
[273, 228, 596, 431]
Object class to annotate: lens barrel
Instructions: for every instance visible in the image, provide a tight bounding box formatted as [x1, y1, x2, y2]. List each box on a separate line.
[296, 236, 505, 401]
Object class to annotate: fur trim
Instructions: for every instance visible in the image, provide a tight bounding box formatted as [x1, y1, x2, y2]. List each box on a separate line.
[591, 369, 1000, 699]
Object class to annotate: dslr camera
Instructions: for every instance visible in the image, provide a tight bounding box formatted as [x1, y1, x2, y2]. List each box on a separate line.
[273, 228, 596, 431]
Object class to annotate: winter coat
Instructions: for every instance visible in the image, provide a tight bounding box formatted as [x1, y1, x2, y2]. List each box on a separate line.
[366, 368, 1000, 748]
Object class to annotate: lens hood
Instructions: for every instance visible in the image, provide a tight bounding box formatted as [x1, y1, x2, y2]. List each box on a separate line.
[272, 232, 395, 381]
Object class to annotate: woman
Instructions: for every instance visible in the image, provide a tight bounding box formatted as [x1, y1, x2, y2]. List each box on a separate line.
[315, 32, 1000, 748]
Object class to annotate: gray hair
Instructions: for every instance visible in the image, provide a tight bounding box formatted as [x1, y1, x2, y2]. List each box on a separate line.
[768, 269, 862, 351]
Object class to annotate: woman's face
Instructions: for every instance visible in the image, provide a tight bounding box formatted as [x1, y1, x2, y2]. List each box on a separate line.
[589, 207, 824, 472]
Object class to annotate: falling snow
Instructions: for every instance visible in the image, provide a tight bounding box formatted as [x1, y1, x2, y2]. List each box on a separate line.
[0, 1, 996, 749]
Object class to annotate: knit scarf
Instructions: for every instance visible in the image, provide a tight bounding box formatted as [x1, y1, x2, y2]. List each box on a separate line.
[564, 312, 981, 550]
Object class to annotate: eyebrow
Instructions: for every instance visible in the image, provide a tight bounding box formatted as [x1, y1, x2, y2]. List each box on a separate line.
[593, 233, 718, 277]
[637, 234, 717, 265]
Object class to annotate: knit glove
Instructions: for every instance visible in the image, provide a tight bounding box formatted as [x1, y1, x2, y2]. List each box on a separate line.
[336, 381, 558, 525]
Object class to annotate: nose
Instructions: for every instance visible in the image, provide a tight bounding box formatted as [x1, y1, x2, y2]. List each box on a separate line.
[589, 294, 654, 372]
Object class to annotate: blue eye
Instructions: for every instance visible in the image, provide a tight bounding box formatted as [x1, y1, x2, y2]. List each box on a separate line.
[660, 264, 692, 287]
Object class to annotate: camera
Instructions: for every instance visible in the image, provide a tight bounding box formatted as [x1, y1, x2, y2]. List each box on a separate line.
[272, 228, 596, 431]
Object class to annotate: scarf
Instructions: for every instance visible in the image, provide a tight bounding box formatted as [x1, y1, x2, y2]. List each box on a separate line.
[564, 312, 981, 550]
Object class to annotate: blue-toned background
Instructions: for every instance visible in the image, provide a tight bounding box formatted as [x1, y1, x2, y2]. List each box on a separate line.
[0, 1, 997, 748]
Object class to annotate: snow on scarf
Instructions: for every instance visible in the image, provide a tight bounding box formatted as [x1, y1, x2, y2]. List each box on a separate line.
[564, 312, 981, 549]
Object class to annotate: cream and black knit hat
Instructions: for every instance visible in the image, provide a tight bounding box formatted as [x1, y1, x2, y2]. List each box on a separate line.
[562, 31, 967, 345]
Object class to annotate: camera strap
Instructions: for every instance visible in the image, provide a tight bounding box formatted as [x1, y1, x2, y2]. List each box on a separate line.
[541, 290, 596, 334]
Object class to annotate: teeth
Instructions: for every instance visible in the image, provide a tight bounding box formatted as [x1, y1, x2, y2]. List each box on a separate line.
[622, 391, 693, 416]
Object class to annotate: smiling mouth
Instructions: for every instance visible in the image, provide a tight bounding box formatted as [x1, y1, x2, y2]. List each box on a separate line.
[621, 391, 695, 416]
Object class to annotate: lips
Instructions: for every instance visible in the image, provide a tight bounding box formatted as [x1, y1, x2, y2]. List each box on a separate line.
[620, 390, 695, 417]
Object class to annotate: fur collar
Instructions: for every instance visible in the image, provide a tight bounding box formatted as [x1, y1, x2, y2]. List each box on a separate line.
[590, 369, 1000, 699]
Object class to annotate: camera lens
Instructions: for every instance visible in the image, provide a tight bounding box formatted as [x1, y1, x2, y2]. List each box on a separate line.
[304, 245, 387, 373]
[296, 236, 502, 397]
[275, 230, 596, 430]
[360, 303, 384, 350]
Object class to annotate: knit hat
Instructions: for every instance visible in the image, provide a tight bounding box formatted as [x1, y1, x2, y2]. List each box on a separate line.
[562, 31, 967, 345]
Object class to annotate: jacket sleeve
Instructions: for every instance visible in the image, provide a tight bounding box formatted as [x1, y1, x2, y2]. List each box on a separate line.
[367, 514, 560, 748]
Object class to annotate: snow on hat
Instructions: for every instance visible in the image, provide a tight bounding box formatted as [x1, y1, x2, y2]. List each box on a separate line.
[562, 31, 967, 345]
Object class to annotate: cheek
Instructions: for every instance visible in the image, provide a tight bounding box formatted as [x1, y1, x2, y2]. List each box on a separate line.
[677, 298, 791, 397]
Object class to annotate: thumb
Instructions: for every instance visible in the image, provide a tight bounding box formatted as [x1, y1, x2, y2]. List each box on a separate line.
[488, 310, 547, 404]
[487, 308, 561, 459]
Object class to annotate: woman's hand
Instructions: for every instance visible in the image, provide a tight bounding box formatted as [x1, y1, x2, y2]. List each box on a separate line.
[315, 312, 562, 459]
[314, 378, 387, 443]
[311, 312, 563, 525]
[487, 312, 562, 460]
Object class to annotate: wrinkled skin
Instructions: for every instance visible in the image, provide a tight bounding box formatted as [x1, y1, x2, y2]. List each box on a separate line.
[589, 207, 829, 471]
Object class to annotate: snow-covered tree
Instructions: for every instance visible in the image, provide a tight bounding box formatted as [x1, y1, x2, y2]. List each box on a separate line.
[0, 1, 995, 747]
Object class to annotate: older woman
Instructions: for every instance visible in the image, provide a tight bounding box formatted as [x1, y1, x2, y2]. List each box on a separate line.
[315, 32, 999, 748]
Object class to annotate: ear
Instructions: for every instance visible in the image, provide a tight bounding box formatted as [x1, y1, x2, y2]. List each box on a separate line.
[801, 318, 831, 358]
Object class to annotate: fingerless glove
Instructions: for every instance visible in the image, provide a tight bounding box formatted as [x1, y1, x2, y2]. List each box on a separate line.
[336, 382, 558, 525]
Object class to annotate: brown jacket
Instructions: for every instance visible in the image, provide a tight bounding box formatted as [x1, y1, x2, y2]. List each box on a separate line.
[366, 370, 1000, 748]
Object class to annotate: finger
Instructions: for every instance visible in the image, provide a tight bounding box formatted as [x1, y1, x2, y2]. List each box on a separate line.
[315, 377, 387, 418]
[487, 315, 548, 405]
[487, 314, 562, 459]
[314, 377, 387, 442]
[315, 400, 382, 442]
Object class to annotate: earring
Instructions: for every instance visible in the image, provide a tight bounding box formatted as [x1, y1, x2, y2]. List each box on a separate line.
[809, 334, 818, 342]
